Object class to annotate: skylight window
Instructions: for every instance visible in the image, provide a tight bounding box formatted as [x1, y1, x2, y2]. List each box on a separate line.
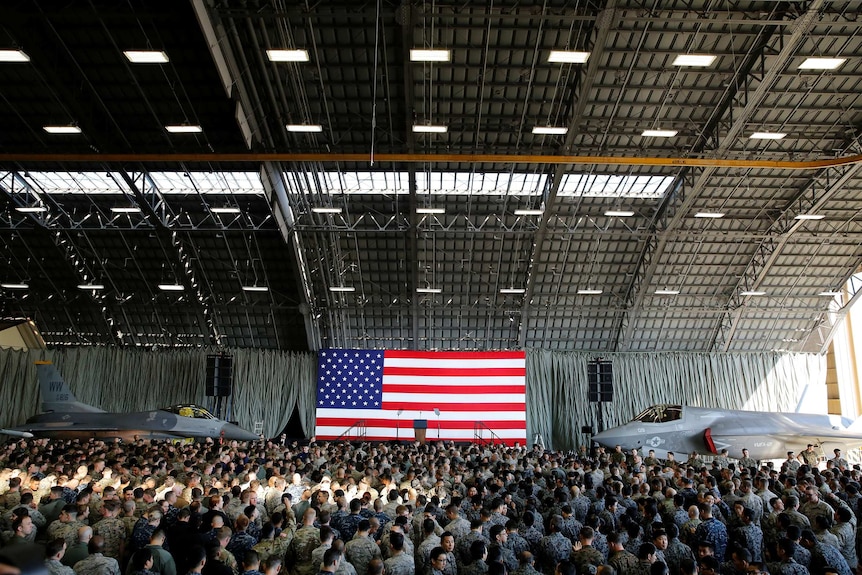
[558, 174, 673, 198]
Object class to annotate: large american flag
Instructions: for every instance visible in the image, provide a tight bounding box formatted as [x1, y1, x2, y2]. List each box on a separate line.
[314, 349, 527, 445]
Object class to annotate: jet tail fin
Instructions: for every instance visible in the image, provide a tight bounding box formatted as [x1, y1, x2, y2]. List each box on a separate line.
[36, 361, 104, 413]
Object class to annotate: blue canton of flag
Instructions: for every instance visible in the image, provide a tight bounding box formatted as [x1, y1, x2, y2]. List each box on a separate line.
[317, 349, 384, 410]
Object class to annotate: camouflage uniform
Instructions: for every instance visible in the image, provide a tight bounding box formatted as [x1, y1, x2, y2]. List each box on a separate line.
[385, 552, 417, 575]
[460, 560, 488, 575]
[507, 531, 530, 557]
[772, 558, 811, 575]
[311, 542, 333, 572]
[537, 532, 571, 575]
[809, 541, 852, 575]
[287, 525, 321, 575]
[73, 554, 121, 575]
[45, 559, 75, 575]
[558, 516, 583, 543]
[609, 549, 641, 575]
[335, 558, 358, 575]
[512, 563, 543, 575]
[227, 531, 260, 566]
[572, 546, 604, 575]
[253, 536, 291, 565]
[493, 543, 518, 572]
[457, 531, 488, 567]
[47, 520, 81, 548]
[345, 534, 382, 575]
[663, 539, 696, 575]
[417, 534, 442, 573]
[218, 548, 239, 573]
[445, 517, 471, 541]
[94, 516, 126, 560]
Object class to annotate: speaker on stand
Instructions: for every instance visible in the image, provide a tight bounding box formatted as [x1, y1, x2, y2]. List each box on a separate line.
[205, 353, 233, 421]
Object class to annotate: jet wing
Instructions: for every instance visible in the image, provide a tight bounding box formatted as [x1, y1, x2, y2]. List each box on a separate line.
[1, 422, 180, 441]
[704, 416, 862, 459]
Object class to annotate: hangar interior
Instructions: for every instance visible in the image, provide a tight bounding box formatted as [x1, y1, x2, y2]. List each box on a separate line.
[1, 1, 862, 445]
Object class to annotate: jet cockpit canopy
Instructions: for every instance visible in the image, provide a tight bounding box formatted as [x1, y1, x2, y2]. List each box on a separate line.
[161, 405, 217, 420]
[633, 404, 683, 424]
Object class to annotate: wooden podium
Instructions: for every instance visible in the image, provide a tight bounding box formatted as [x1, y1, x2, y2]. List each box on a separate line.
[413, 419, 428, 444]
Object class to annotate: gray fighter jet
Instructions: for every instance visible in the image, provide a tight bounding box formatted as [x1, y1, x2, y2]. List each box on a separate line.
[0, 361, 259, 441]
[593, 404, 862, 461]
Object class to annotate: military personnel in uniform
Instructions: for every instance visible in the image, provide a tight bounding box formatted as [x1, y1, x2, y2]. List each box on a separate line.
[288, 508, 322, 575]
[512, 552, 542, 575]
[800, 445, 820, 468]
[489, 524, 517, 573]
[571, 527, 605, 575]
[538, 517, 572, 575]
[830, 449, 848, 471]
[770, 538, 811, 575]
[800, 529, 852, 575]
[45, 538, 76, 575]
[345, 520, 382, 575]
[94, 500, 126, 560]
[738, 449, 758, 471]
[72, 536, 121, 575]
[384, 531, 416, 575]
[460, 540, 488, 575]
[253, 523, 291, 565]
[608, 532, 639, 575]
[47, 505, 83, 548]
[429, 547, 450, 575]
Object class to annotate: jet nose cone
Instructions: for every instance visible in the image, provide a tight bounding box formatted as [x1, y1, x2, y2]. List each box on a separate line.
[592, 429, 619, 447]
[222, 423, 260, 442]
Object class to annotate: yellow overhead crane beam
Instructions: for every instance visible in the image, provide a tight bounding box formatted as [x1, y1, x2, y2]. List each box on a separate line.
[1, 152, 862, 170]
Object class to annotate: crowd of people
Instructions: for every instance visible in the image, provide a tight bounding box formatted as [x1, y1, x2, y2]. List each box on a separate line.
[0, 436, 860, 575]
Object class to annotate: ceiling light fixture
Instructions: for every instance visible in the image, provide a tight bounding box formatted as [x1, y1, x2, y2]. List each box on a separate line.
[266, 49, 309, 62]
[818, 290, 842, 297]
[532, 126, 568, 135]
[654, 289, 681, 295]
[15, 206, 47, 213]
[605, 210, 635, 217]
[286, 124, 323, 132]
[694, 212, 725, 218]
[548, 50, 590, 64]
[412, 124, 448, 133]
[740, 290, 766, 296]
[242, 285, 269, 292]
[578, 289, 603, 295]
[1, 283, 29, 289]
[500, 288, 526, 294]
[312, 207, 342, 214]
[43, 125, 81, 134]
[0, 50, 30, 62]
[165, 124, 202, 133]
[329, 286, 356, 293]
[749, 132, 786, 140]
[410, 49, 451, 62]
[794, 213, 825, 220]
[514, 209, 544, 216]
[672, 54, 717, 67]
[799, 57, 846, 70]
[416, 208, 445, 214]
[110, 207, 141, 214]
[641, 129, 678, 137]
[416, 287, 442, 294]
[211, 207, 241, 214]
[123, 50, 169, 63]
[157, 284, 185, 291]
[77, 283, 105, 290]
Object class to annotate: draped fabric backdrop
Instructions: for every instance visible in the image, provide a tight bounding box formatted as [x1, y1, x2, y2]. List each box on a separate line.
[0, 346, 823, 450]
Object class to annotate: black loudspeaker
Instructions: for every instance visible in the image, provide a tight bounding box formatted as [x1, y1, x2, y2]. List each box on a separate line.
[205, 354, 233, 397]
[587, 360, 613, 403]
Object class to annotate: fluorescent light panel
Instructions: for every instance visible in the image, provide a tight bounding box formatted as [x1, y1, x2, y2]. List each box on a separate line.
[818, 291, 842, 296]
[286, 124, 323, 132]
[672, 54, 716, 67]
[165, 124, 202, 133]
[532, 126, 568, 135]
[578, 289, 603, 295]
[329, 286, 356, 293]
[124, 50, 169, 63]
[77, 284, 105, 290]
[416, 287, 442, 294]
[312, 207, 342, 214]
[0, 50, 30, 62]
[514, 209, 544, 216]
[605, 210, 635, 217]
[695, 212, 725, 218]
[740, 290, 766, 296]
[641, 129, 678, 137]
[416, 208, 445, 214]
[654, 289, 680, 295]
[110, 207, 141, 213]
[412, 124, 448, 133]
[211, 207, 241, 214]
[749, 132, 786, 140]
[266, 49, 309, 62]
[242, 285, 269, 292]
[799, 57, 846, 70]
[15, 206, 47, 213]
[410, 49, 451, 62]
[548, 50, 590, 64]
[43, 125, 81, 134]
[1, 283, 29, 289]
[500, 288, 526, 294]
[794, 213, 825, 220]
[157, 284, 185, 291]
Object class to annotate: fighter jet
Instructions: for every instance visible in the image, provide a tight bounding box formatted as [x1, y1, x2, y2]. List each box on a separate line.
[592, 404, 862, 461]
[0, 361, 259, 441]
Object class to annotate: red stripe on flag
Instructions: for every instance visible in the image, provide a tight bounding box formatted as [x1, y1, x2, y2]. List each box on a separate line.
[315, 434, 525, 446]
[381, 401, 526, 412]
[382, 384, 525, 394]
[383, 367, 524, 377]
[384, 350, 526, 360]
